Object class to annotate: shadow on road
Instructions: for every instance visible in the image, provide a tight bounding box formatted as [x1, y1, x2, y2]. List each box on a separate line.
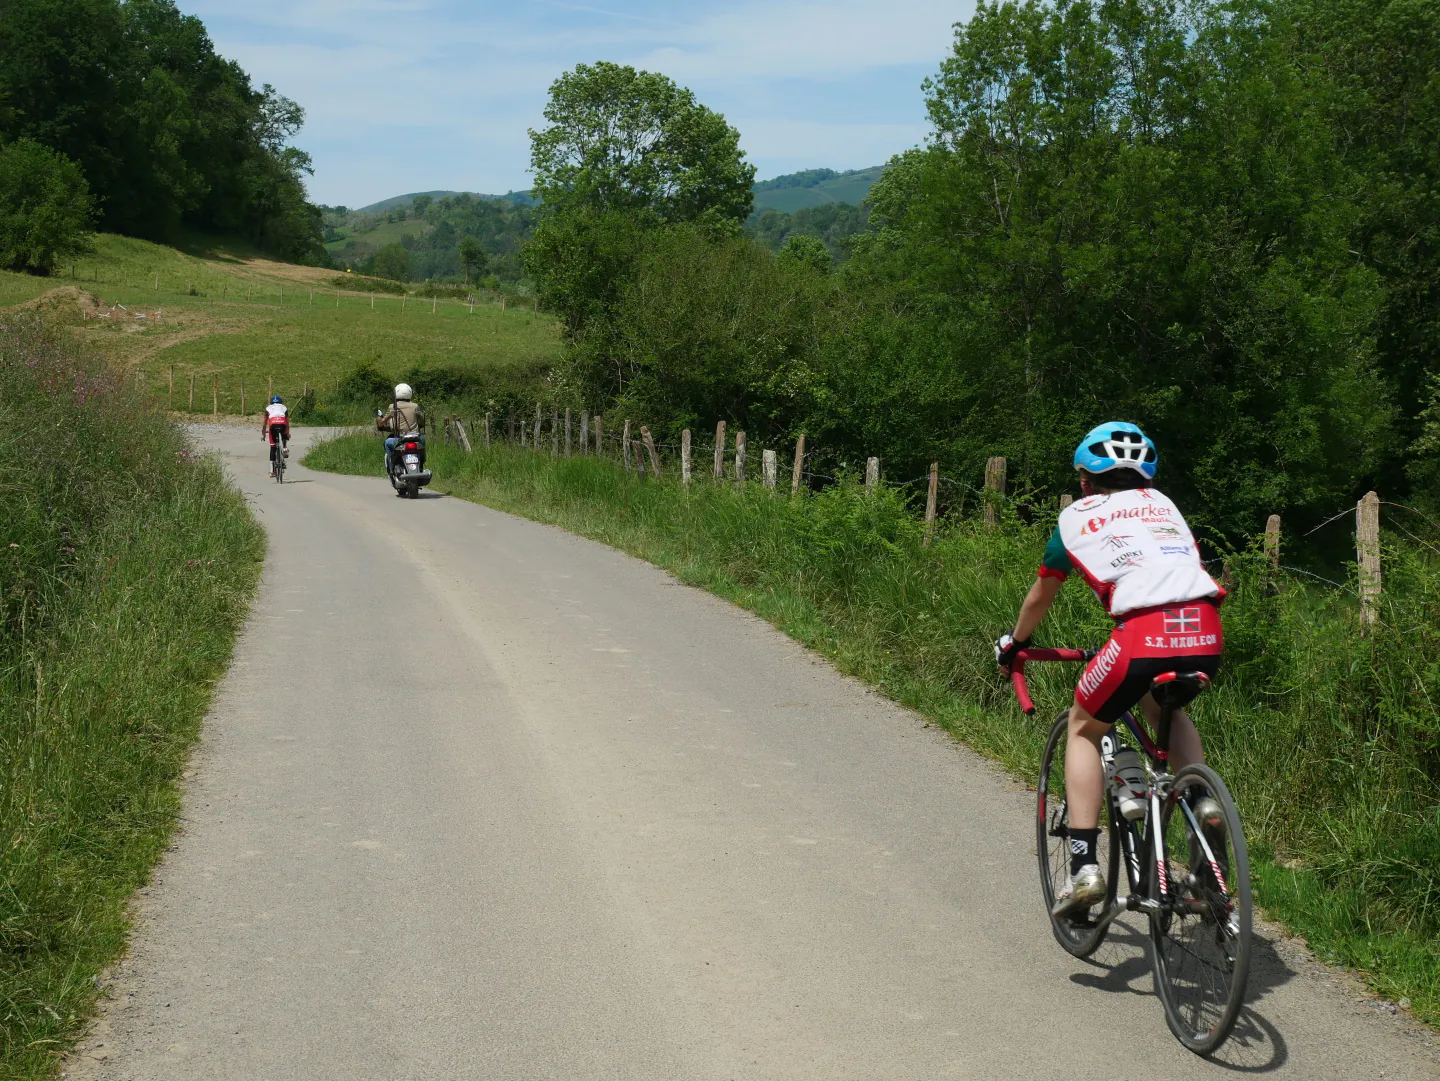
[1066, 919, 1293, 1072]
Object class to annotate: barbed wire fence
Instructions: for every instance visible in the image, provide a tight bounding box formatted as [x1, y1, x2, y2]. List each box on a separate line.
[431, 406, 1412, 627]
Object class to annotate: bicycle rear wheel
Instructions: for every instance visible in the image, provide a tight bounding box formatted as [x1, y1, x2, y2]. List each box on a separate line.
[273, 444, 285, 483]
[1149, 763, 1251, 1055]
[1037, 711, 1118, 957]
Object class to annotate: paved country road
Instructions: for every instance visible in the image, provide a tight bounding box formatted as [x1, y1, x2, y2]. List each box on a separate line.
[68, 426, 1436, 1080]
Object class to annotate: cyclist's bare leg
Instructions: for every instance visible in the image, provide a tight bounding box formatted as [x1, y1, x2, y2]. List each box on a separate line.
[1137, 693, 1204, 771]
[1065, 703, 1108, 829]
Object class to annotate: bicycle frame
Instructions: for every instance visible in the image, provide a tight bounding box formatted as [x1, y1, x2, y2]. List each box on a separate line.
[1012, 649, 1210, 932]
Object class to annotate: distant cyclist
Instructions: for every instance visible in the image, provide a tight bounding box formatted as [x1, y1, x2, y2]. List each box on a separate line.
[375, 382, 424, 474]
[262, 395, 289, 477]
[994, 422, 1226, 915]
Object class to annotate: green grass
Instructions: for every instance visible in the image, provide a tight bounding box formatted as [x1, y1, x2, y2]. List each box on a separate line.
[309, 432, 1440, 1026]
[0, 233, 561, 416]
[1, 318, 263, 1079]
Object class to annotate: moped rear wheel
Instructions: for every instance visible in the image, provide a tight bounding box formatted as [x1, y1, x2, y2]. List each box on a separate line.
[1037, 711, 1118, 957]
[1149, 763, 1251, 1055]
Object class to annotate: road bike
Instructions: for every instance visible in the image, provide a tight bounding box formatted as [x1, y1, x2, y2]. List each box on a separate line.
[269, 434, 286, 483]
[1011, 647, 1252, 1055]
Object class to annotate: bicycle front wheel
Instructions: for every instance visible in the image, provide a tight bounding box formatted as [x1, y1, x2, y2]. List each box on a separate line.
[1037, 711, 1118, 958]
[1149, 763, 1251, 1055]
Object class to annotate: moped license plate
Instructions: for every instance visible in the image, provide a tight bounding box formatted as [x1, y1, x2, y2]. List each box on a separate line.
[403, 454, 420, 465]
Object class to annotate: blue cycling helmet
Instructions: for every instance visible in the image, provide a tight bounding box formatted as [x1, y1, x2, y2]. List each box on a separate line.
[1073, 421, 1158, 480]
[270, 395, 283, 404]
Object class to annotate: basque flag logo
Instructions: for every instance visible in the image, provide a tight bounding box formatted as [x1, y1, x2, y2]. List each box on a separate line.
[1163, 607, 1202, 634]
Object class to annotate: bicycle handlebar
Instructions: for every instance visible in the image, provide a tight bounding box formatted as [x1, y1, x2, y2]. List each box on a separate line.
[1008, 648, 1093, 715]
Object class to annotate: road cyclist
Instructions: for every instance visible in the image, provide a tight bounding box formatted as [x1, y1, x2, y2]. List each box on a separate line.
[995, 421, 1252, 1054]
[262, 395, 290, 480]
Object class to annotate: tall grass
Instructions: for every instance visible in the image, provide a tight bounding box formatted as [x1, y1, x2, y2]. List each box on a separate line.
[0, 318, 262, 1079]
[310, 432, 1440, 1021]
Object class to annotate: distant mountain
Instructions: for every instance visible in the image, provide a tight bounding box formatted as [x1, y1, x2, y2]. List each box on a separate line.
[357, 168, 883, 220]
[751, 166, 885, 214]
[358, 190, 534, 214]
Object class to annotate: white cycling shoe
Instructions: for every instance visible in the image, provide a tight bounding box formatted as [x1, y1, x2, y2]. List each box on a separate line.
[1053, 863, 1106, 917]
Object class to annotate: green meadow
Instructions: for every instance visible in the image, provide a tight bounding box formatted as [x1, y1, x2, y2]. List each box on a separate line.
[0, 233, 561, 415]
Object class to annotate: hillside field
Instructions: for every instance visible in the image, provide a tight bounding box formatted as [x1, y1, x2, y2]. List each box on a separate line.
[326, 217, 432, 259]
[751, 166, 885, 213]
[0, 234, 561, 416]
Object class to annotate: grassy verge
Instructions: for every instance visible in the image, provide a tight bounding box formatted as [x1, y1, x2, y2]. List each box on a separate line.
[309, 432, 1440, 1024]
[1, 318, 263, 1079]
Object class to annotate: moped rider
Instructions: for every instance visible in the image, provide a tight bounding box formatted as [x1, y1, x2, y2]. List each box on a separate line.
[375, 383, 425, 475]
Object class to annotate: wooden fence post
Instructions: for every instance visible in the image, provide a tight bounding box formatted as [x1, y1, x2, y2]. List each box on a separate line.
[533, 402, 542, 452]
[507, 407, 516, 443]
[240, 379, 245, 416]
[457, 419, 472, 453]
[1264, 514, 1281, 570]
[565, 408, 572, 456]
[763, 449, 778, 489]
[1357, 492, 1381, 630]
[168, 365, 174, 410]
[984, 456, 1007, 528]
[1059, 494, 1074, 509]
[267, 375, 273, 402]
[735, 430, 747, 485]
[552, 411, 560, 456]
[641, 426, 661, 476]
[865, 457, 880, 491]
[211, 373, 217, 417]
[188, 374, 194, 410]
[432, 296, 437, 314]
[713, 421, 726, 479]
[791, 433, 805, 492]
[681, 429, 692, 488]
[622, 420, 632, 469]
[924, 462, 939, 546]
[594, 416, 603, 456]
[580, 410, 590, 455]
[483, 413, 491, 447]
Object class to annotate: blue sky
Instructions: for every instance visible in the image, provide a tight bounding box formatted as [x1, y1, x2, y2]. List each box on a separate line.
[183, 0, 975, 208]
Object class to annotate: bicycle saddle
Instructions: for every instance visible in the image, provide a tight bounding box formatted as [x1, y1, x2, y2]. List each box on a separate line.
[1149, 670, 1211, 710]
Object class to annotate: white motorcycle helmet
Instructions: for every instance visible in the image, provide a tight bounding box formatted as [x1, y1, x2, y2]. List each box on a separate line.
[394, 383, 413, 401]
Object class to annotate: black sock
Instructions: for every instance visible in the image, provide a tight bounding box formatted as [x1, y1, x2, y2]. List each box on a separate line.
[1070, 828, 1100, 876]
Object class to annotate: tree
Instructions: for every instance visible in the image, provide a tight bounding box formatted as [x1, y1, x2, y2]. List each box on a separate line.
[370, 243, 410, 282]
[411, 194, 433, 217]
[527, 62, 755, 338]
[530, 62, 754, 225]
[0, 138, 94, 274]
[458, 235, 486, 285]
[777, 234, 830, 274]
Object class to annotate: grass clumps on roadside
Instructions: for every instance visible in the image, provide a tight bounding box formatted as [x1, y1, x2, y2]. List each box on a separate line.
[0, 317, 263, 1079]
[308, 431, 1440, 1025]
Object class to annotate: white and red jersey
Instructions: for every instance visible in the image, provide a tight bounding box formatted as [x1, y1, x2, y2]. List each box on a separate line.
[265, 403, 288, 425]
[1039, 488, 1222, 618]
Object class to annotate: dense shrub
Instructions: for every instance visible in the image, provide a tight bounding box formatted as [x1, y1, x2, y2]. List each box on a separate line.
[0, 138, 94, 274]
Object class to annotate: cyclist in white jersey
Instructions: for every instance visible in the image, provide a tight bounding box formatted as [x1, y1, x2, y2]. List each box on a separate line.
[995, 422, 1227, 915]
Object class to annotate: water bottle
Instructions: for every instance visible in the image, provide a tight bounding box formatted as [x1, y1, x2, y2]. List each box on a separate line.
[1109, 747, 1148, 821]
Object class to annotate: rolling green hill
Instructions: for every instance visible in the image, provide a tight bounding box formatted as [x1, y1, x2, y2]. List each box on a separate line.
[356, 167, 887, 223]
[750, 166, 885, 214]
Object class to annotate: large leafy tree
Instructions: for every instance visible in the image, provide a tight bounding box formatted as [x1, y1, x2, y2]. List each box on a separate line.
[529, 62, 753, 224]
[0, 0, 325, 261]
[837, 0, 1393, 535]
[525, 63, 754, 337]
